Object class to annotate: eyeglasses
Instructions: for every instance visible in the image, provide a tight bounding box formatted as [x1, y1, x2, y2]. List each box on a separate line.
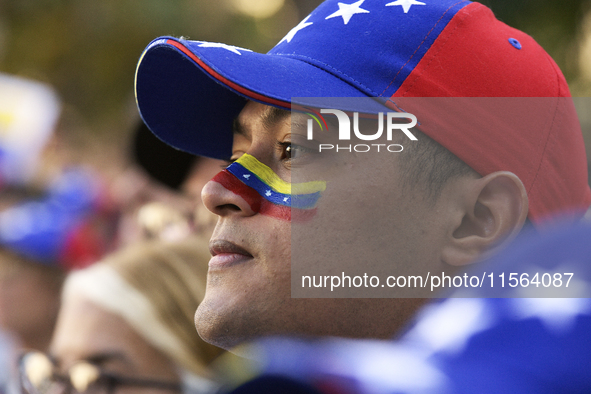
[19, 351, 182, 394]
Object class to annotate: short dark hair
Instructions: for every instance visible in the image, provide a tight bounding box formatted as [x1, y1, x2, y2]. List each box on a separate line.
[399, 129, 478, 202]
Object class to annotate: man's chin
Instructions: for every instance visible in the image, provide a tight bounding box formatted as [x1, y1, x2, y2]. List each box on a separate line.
[195, 292, 267, 351]
[195, 299, 235, 350]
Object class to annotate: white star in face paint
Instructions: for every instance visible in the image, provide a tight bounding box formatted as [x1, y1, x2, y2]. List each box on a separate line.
[283, 197, 289, 202]
[197, 42, 253, 55]
[265, 190, 272, 197]
[243, 174, 251, 180]
[326, 0, 370, 25]
[279, 15, 313, 44]
[386, 0, 426, 13]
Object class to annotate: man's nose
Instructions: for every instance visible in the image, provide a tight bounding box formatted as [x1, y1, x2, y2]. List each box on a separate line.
[201, 175, 258, 218]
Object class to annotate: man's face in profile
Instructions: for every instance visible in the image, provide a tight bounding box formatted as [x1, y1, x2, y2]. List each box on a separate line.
[194, 100, 480, 350]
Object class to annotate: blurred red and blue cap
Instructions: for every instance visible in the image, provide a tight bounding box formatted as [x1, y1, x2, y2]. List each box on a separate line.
[0, 168, 111, 270]
[134, 0, 591, 223]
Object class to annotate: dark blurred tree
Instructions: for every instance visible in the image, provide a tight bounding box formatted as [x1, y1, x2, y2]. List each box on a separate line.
[481, 0, 589, 83]
[0, 0, 589, 140]
[0, 0, 284, 136]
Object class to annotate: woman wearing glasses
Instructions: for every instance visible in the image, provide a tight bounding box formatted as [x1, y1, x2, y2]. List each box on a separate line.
[19, 236, 224, 394]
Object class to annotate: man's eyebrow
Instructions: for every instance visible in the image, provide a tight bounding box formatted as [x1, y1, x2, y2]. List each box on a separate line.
[232, 105, 291, 137]
[261, 106, 291, 130]
[232, 117, 246, 136]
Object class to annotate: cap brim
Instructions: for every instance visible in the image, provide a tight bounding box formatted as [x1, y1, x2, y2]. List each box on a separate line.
[135, 37, 385, 160]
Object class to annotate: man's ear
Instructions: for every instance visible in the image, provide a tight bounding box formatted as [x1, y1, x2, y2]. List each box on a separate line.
[441, 171, 528, 266]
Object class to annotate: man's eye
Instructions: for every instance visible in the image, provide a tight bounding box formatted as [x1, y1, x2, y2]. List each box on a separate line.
[282, 143, 312, 160]
[222, 159, 236, 169]
[225, 152, 245, 168]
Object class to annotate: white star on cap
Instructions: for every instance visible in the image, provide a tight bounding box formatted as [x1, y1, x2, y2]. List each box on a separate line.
[197, 42, 252, 55]
[325, 0, 370, 25]
[386, 0, 426, 13]
[279, 15, 313, 44]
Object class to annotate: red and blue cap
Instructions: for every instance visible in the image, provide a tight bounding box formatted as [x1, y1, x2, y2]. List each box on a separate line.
[0, 168, 111, 270]
[134, 0, 591, 223]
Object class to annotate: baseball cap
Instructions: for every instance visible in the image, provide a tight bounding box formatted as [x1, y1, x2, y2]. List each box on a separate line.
[134, 0, 591, 223]
[0, 168, 110, 270]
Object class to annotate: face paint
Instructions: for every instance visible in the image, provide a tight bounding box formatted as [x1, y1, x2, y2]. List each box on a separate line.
[211, 154, 326, 222]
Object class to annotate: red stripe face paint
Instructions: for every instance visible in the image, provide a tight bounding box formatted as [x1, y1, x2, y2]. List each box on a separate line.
[211, 169, 318, 222]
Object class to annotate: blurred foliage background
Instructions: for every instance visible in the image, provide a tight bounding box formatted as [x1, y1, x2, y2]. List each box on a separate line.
[1, 0, 591, 164]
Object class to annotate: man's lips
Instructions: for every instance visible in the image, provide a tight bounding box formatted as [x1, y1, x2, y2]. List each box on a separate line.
[208, 239, 254, 268]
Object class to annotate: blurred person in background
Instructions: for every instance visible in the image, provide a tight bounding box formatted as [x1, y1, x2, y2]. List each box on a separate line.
[0, 73, 113, 353]
[0, 168, 112, 352]
[111, 120, 224, 247]
[19, 236, 224, 394]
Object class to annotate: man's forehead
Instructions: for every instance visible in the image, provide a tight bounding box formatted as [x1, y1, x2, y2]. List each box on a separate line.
[233, 102, 291, 138]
